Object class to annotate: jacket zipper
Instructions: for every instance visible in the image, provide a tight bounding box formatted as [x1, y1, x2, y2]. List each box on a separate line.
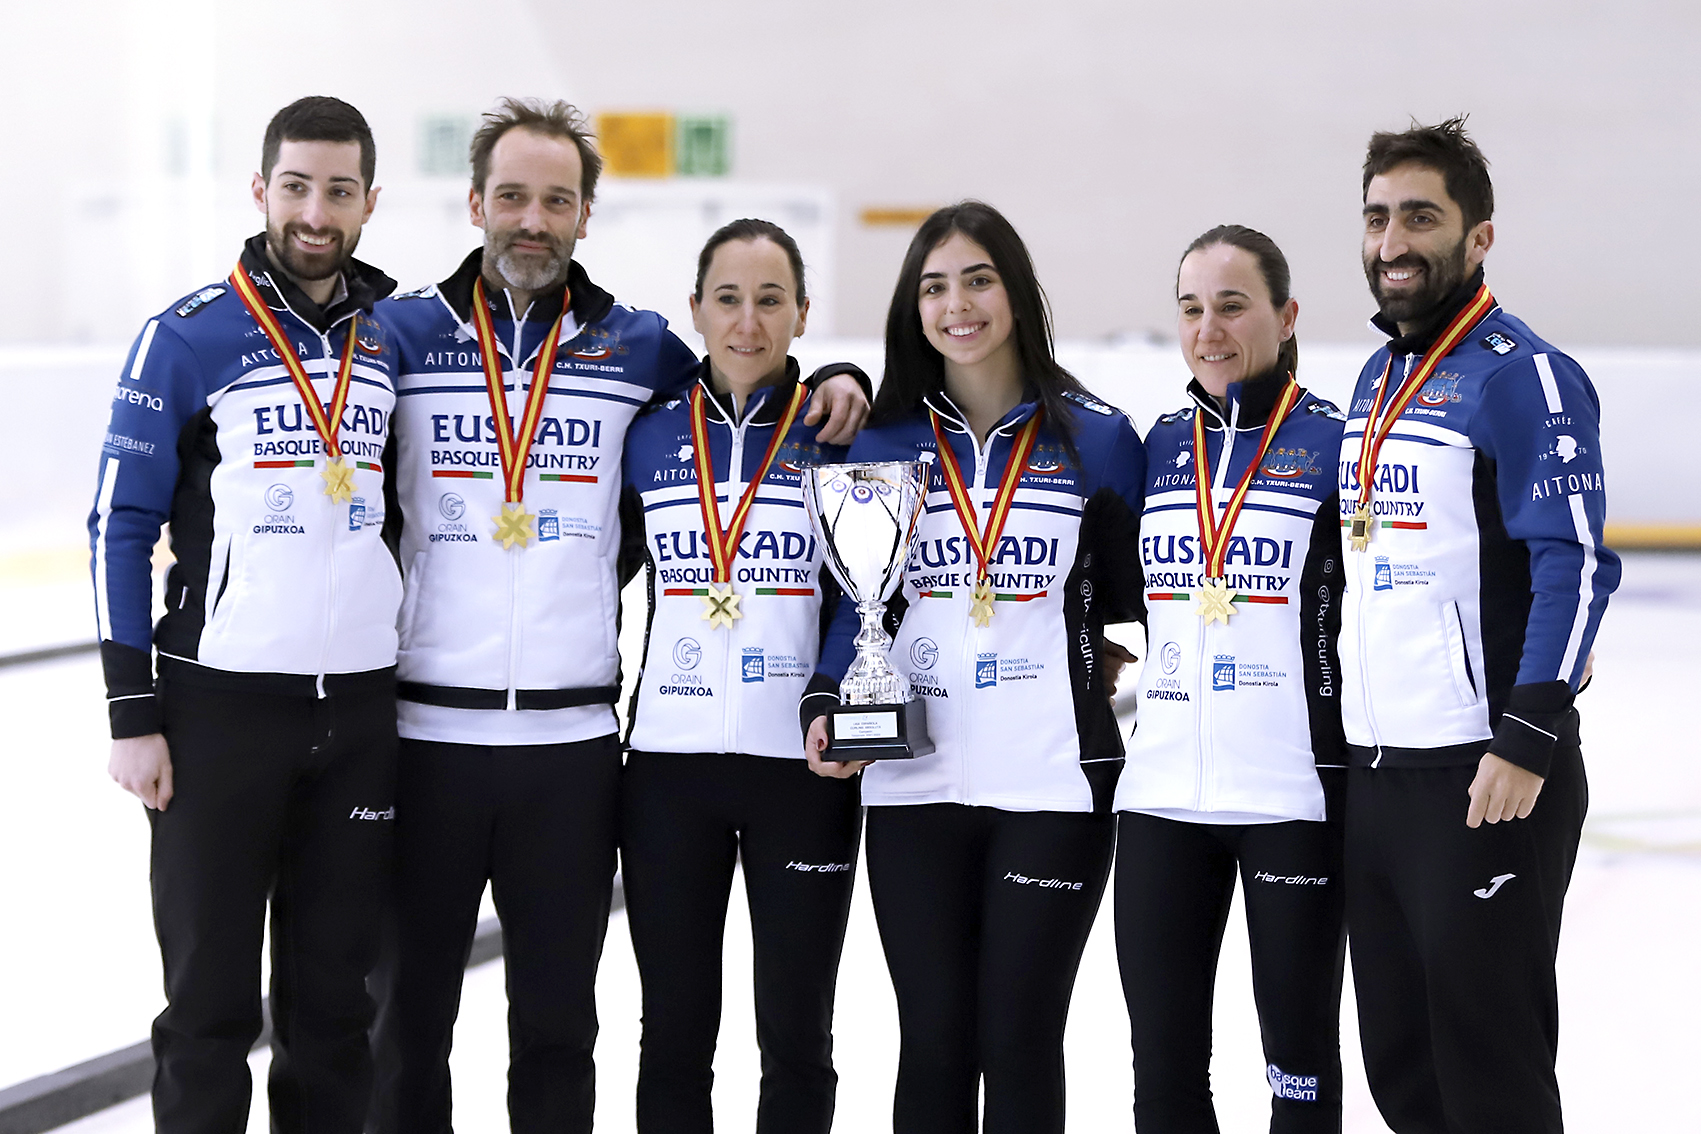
[722, 400, 749, 753]
[504, 295, 529, 709]
[1358, 352, 1413, 765]
[1193, 398, 1238, 809]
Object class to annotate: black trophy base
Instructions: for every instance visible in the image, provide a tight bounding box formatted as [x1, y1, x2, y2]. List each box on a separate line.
[825, 698, 933, 760]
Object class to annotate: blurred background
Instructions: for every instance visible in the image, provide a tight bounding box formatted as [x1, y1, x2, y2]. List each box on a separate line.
[2, 2, 1697, 1130]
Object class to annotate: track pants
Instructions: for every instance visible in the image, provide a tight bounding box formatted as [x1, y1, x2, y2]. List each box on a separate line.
[150, 674, 396, 1134]
[370, 733, 622, 1134]
[620, 751, 862, 1134]
[1345, 719, 1587, 1134]
[866, 803, 1115, 1134]
[1114, 786, 1346, 1134]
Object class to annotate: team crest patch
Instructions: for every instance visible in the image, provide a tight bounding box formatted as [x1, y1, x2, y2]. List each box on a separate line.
[1415, 373, 1463, 407]
[1260, 446, 1318, 479]
[1481, 331, 1517, 355]
[175, 286, 225, 317]
[354, 317, 383, 354]
[1026, 446, 1067, 475]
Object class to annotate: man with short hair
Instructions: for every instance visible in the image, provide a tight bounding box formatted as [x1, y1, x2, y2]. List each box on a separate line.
[1338, 117, 1620, 1133]
[93, 95, 401, 1132]
[369, 97, 868, 1132]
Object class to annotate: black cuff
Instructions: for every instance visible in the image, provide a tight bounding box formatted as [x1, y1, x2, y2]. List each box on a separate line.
[1489, 680, 1574, 778]
[110, 694, 162, 739]
[800, 672, 841, 739]
[805, 362, 874, 406]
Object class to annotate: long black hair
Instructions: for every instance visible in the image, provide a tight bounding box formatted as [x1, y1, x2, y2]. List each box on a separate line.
[874, 201, 1090, 453]
[1177, 224, 1299, 379]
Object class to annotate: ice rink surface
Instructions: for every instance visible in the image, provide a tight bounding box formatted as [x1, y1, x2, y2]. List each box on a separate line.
[2, 549, 1696, 1132]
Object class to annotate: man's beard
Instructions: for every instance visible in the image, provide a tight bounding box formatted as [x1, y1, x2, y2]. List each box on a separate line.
[1364, 235, 1469, 328]
[266, 220, 359, 284]
[486, 226, 573, 293]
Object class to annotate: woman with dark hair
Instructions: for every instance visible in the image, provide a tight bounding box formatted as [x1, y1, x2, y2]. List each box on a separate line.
[619, 218, 873, 1134]
[1112, 224, 1347, 1133]
[803, 200, 1146, 1133]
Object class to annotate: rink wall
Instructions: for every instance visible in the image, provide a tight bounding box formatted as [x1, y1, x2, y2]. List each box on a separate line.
[1, 340, 1693, 552]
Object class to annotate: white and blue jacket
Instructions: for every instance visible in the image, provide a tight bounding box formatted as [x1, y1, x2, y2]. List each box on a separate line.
[1113, 374, 1346, 823]
[1339, 272, 1621, 776]
[89, 235, 402, 738]
[621, 361, 858, 759]
[809, 391, 1146, 813]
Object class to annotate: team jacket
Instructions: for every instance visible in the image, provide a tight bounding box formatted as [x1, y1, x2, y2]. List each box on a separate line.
[1339, 271, 1621, 776]
[1112, 374, 1346, 822]
[89, 235, 402, 738]
[809, 391, 1146, 813]
[622, 362, 851, 759]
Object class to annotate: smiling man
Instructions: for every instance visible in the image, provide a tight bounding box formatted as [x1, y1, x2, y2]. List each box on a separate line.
[368, 97, 868, 1133]
[90, 96, 400, 1133]
[1337, 118, 1621, 1134]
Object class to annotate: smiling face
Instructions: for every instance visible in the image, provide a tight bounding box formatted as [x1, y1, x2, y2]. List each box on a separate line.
[470, 127, 590, 293]
[1176, 243, 1297, 396]
[251, 139, 376, 283]
[690, 237, 808, 393]
[1363, 162, 1494, 331]
[918, 231, 1017, 373]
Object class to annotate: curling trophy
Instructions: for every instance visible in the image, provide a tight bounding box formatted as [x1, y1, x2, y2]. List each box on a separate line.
[802, 459, 935, 759]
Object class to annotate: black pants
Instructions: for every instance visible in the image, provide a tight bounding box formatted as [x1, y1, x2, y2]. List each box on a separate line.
[1345, 724, 1587, 1134]
[866, 803, 1115, 1134]
[1114, 790, 1347, 1134]
[370, 733, 622, 1134]
[149, 676, 396, 1134]
[620, 751, 862, 1134]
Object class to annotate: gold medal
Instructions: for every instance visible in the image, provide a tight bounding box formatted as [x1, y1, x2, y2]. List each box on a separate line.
[970, 577, 996, 627]
[321, 456, 355, 503]
[491, 501, 535, 550]
[1348, 504, 1374, 552]
[700, 581, 742, 629]
[929, 409, 1043, 631]
[1196, 577, 1236, 625]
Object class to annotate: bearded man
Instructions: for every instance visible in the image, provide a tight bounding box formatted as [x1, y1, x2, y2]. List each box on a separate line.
[368, 97, 868, 1133]
[1337, 117, 1620, 1134]
[92, 96, 400, 1133]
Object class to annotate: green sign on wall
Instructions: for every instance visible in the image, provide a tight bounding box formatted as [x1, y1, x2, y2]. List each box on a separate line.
[676, 116, 731, 177]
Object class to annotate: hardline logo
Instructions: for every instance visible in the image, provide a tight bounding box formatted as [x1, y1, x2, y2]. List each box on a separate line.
[787, 861, 851, 873]
[1254, 871, 1329, 886]
[1003, 871, 1083, 891]
[349, 806, 394, 821]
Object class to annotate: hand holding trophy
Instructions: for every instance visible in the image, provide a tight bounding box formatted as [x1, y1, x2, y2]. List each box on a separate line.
[803, 458, 936, 761]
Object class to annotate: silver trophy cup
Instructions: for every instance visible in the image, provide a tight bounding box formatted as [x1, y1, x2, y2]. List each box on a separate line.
[802, 459, 935, 759]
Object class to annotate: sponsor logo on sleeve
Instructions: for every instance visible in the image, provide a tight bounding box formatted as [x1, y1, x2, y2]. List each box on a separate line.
[174, 285, 225, 317]
[1481, 332, 1517, 355]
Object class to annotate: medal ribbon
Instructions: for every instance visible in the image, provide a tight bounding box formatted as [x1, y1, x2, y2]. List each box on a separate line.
[469, 277, 569, 504]
[690, 381, 809, 584]
[928, 408, 1043, 582]
[1193, 376, 1303, 578]
[1353, 284, 1495, 511]
[229, 263, 356, 463]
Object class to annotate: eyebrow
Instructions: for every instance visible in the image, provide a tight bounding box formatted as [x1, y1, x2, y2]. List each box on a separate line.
[919, 263, 997, 281]
[277, 170, 361, 185]
[713, 281, 789, 292]
[1363, 198, 1445, 216]
[1176, 288, 1252, 302]
[491, 181, 577, 197]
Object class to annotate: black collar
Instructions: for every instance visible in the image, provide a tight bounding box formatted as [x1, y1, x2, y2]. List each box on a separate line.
[437, 247, 616, 329]
[1187, 365, 1291, 430]
[695, 357, 804, 426]
[1371, 266, 1488, 356]
[238, 233, 395, 333]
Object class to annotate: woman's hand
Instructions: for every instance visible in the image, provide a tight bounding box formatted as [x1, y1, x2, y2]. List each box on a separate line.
[805, 715, 869, 778]
[1100, 638, 1138, 705]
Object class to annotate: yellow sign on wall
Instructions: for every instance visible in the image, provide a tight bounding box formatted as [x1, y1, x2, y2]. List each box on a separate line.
[596, 112, 674, 178]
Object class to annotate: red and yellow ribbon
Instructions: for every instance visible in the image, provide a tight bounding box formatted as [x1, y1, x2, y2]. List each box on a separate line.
[228, 262, 357, 488]
[928, 408, 1043, 609]
[1349, 284, 1495, 548]
[1193, 375, 1303, 579]
[690, 380, 808, 583]
[469, 277, 569, 506]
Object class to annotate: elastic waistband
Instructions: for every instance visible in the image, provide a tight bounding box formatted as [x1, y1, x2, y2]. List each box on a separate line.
[160, 657, 396, 698]
[397, 681, 620, 711]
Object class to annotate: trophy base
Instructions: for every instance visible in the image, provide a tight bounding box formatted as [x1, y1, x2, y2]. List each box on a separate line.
[826, 698, 933, 760]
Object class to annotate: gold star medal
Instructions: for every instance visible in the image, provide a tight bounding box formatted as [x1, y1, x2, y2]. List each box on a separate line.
[1196, 577, 1236, 625]
[1348, 503, 1375, 552]
[492, 502, 535, 550]
[700, 582, 742, 629]
[970, 577, 996, 627]
[321, 456, 355, 503]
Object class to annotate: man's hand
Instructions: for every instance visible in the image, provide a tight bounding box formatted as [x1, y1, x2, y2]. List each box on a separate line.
[1101, 638, 1138, 705]
[805, 715, 869, 779]
[804, 374, 871, 446]
[1465, 752, 1543, 828]
[110, 733, 174, 811]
